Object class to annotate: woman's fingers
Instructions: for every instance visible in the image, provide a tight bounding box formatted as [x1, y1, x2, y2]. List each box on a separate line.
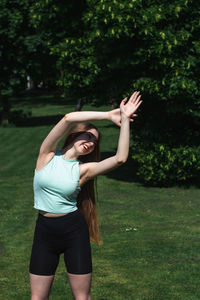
[121, 97, 128, 105]
[120, 92, 142, 117]
[120, 97, 128, 109]
[135, 100, 142, 110]
[121, 92, 141, 107]
[132, 93, 141, 104]
[130, 93, 142, 109]
[129, 91, 140, 103]
[129, 91, 139, 101]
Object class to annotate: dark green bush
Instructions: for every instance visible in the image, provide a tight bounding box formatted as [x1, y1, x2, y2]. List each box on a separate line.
[131, 98, 200, 187]
[132, 143, 200, 187]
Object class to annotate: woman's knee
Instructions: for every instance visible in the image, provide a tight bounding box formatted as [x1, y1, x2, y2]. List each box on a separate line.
[68, 272, 92, 300]
[73, 294, 91, 300]
[31, 295, 49, 300]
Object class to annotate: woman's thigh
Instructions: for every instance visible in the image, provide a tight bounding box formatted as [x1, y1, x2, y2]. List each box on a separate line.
[64, 210, 92, 275]
[29, 273, 54, 298]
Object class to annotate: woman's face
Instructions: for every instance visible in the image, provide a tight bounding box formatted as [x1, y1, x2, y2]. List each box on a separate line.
[74, 128, 99, 156]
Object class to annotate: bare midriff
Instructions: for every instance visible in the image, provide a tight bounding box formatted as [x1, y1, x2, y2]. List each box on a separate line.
[39, 210, 69, 218]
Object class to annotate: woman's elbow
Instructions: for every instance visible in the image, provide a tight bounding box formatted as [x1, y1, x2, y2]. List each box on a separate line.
[64, 113, 72, 123]
[115, 156, 128, 165]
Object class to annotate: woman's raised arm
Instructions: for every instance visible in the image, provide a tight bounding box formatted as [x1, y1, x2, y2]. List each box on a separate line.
[36, 108, 128, 171]
[39, 103, 137, 157]
[80, 92, 142, 184]
[39, 111, 111, 155]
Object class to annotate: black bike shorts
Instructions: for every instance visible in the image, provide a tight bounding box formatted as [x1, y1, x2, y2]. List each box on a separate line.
[29, 209, 92, 276]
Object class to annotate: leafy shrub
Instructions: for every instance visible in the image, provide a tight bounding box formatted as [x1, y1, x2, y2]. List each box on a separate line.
[132, 144, 200, 187]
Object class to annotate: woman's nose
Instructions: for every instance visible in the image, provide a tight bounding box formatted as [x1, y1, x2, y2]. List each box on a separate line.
[86, 141, 94, 147]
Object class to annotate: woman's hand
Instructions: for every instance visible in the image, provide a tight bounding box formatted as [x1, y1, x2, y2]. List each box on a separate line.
[109, 92, 140, 127]
[120, 91, 142, 119]
[108, 108, 121, 126]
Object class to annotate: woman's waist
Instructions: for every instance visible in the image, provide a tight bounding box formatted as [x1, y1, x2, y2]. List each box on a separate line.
[39, 210, 69, 218]
[34, 198, 78, 215]
[36, 209, 83, 233]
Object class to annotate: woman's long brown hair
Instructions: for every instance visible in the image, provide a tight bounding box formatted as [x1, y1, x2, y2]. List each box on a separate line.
[62, 122, 102, 245]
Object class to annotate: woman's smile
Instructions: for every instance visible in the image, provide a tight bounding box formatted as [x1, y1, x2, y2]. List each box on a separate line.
[80, 142, 94, 153]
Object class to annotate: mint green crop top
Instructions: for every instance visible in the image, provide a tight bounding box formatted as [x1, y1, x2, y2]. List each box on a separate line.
[33, 150, 81, 213]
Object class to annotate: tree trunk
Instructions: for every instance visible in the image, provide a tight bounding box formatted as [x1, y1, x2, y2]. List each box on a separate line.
[0, 96, 10, 126]
[75, 98, 84, 111]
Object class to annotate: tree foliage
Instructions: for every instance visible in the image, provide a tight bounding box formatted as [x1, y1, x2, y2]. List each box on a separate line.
[0, 0, 29, 97]
[30, 0, 200, 109]
[0, 0, 56, 124]
[1, 0, 200, 184]
[2, 0, 199, 108]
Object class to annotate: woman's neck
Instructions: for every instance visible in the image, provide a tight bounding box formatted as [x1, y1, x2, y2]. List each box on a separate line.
[61, 146, 79, 160]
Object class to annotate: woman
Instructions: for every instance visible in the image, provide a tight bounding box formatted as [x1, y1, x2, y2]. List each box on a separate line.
[29, 91, 142, 300]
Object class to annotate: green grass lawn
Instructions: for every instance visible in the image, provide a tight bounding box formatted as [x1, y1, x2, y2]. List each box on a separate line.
[0, 95, 200, 300]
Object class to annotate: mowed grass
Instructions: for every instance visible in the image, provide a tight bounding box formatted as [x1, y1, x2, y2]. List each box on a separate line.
[0, 95, 200, 300]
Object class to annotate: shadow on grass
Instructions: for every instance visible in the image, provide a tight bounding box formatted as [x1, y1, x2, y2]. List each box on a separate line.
[15, 116, 119, 128]
[12, 91, 70, 107]
[14, 114, 63, 127]
[100, 152, 138, 183]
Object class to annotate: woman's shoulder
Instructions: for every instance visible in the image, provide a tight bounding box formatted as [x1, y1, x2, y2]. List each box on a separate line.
[35, 150, 60, 172]
[79, 161, 92, 177]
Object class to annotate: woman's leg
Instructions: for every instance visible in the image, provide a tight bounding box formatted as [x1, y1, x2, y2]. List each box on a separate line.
[67, 272, 92, 300]
[29, 273, 54, 300]
[64, 211, 93, 299]
[29, 214, 61, 299]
